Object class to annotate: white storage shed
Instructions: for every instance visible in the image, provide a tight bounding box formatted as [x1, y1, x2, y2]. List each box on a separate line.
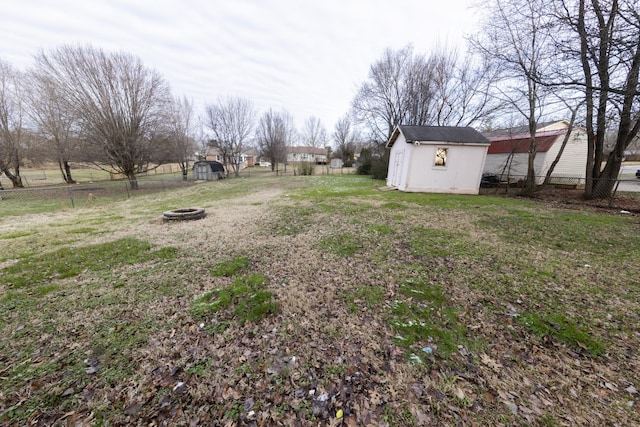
[385, 126, 491, 195]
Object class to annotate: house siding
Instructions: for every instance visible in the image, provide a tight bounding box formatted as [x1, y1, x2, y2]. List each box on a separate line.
[540, 130, 588, 181]
[483, 128, 588, 183]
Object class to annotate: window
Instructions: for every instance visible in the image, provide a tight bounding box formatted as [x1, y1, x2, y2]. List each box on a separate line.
[434, 147, 447, 167]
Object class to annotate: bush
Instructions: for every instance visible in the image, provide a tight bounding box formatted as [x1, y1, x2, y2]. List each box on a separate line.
[356, 148, 372, 175]
[371, 157, 388, 180]
[296, 162, 315, 176]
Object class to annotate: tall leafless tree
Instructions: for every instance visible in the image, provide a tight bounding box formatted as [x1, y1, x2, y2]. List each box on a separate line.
[255, 109, 295, 172]
[25, 69, 79, 183]
[301, 116, 328, 148]
[333, 114, 359, 165]
[553, 0, 640, 199]
[430, 45, 502, 128]
[351, 45, 428, 143]
[167, 96, 196, 180]
[0, 58, 25, 188]
[352, 44, 499, 144]
[204, 96, 255, 177]
[471, 0, 555, 194]
[33, 45, 172, 188]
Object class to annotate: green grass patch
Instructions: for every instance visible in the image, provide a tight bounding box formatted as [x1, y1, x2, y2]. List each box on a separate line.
[380, 202, 407, 210]
[273, 205, 317, 235]
[408, 227, 479, 259]
[318, 233, 359, 257]
[67, 227, 97, 234]
[368, 224, 394, 234]
[477, 209, 635, 257]
[90, 319, 155, 379]
[35, 284, 59, 296]
[517, 312, 605, 357]
[0, 238, 177, 288]
[389, 279, 469, 360]
[293, 175, 379, 200]
[210, 256, 251, 277]
[343, 285, 385, 313]
[191, 273, 277, 325]
[0, 231, 31, 239]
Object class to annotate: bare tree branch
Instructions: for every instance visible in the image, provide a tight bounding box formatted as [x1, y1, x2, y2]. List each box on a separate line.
[204, 96, 255, 178]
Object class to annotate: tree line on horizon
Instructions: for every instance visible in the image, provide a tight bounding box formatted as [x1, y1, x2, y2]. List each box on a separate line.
[1, 0, 638, 199]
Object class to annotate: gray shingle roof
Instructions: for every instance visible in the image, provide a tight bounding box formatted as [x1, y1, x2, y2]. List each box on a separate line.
[388, 126, 490, 147]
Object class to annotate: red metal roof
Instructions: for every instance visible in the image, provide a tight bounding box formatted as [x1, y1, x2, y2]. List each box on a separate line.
[487, 130, 565, 154]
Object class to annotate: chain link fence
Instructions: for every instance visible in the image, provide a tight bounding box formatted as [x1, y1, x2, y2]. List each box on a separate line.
[480, 173, 640, 211]
[0, 176, 197, 213]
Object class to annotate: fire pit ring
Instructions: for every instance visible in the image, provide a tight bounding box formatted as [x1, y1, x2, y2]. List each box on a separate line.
[163, 207, 206, 222]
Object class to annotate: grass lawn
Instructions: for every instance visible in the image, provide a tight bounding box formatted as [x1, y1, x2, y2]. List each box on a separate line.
[1, 174, 639, 426]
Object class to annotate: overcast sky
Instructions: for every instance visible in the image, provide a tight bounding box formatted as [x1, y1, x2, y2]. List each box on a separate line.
[1, 0, 477, 134]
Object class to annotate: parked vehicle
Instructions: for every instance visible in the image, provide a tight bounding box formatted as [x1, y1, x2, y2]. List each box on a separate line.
[480, 173, 501, 188]
[636, 169, 640, 179]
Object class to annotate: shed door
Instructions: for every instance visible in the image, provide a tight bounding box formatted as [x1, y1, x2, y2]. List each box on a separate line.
[392, 152, 403, 187]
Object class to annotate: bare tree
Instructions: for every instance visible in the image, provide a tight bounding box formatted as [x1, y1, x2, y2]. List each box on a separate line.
[204, 96, 255, 177]
[553, 0, 640, 199]
[255, 109, 295, 173]
[352, 44, 499, 143]
[351, 45, 429, 143]
[333, 114, 358, 165]
[430, 45, 502, 128]
[34, 45, 172, 188]
[167, 96, 196, 180]
[0, 58, 24, 188]
[471, 0, 555, 194]
[25, 69, 79, 183]
[301, 116, 328, 148]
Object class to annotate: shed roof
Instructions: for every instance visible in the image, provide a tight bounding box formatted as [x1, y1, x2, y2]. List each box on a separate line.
[386, 125, 490, 148]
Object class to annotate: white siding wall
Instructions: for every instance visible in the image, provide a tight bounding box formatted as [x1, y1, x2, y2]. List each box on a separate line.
[540, 130, 587, 180]
[484, 130, 587, 183]
[403, 143, 487, 194]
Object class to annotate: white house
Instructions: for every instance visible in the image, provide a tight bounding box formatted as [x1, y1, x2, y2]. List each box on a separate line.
[483, 121, 588, 184]
[286, 146, 328, 164]
[206, 146, 256, 169]
[385, 125, 491, 195]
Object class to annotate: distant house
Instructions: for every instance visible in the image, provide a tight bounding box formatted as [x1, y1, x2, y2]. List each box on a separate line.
[482, 121, 588, 184]
[205, 146, 256, 169]
[386, 125, 491, 195]
[286, 146, 328, 164]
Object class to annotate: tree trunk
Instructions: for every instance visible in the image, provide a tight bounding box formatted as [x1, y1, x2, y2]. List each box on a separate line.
[521, 103, 538, 196]
[126, 172, 139, 190]
[2, 167, 23, 188]
[590, 151, 622, 198]
[179, 161, 189, 181]
[59, 160, 76, 184]
[542, 110, 578, 188]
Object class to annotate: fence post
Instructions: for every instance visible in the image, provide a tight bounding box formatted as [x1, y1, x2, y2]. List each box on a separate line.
[125, 182, 130, 199]
[609, 179, 621, 208]
[67, 187, 75, 208]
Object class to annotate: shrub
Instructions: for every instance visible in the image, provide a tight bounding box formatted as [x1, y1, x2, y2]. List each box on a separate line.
[295, 161, 315, 176]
